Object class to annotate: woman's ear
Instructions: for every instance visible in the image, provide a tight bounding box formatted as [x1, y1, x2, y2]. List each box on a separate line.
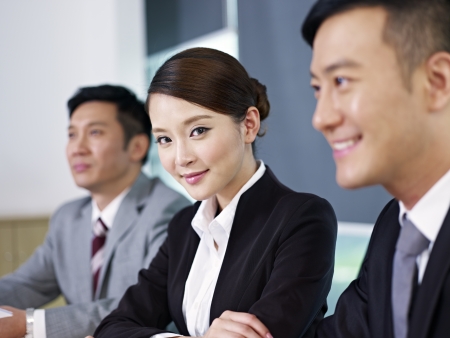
[424, 52, 450, 112]
[242, 106, 261, 144]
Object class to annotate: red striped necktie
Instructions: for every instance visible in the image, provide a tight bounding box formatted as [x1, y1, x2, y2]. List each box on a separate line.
[92, 217, 108, 297]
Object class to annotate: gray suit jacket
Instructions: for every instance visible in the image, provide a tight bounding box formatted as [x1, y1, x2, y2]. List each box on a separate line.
[0, 173, 191, 338]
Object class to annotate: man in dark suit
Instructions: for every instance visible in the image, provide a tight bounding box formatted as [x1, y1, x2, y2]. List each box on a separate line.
[0, 85, 190, 338]
[302, 0, 450, 337]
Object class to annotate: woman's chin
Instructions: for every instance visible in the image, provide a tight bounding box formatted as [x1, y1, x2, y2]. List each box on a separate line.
[183, 186, 214, 201]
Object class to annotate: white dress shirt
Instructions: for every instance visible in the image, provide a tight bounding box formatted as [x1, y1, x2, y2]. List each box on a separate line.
[154, 161, 266, 338]
[33, 187, 130, 338]
[398, 169, 450, 284]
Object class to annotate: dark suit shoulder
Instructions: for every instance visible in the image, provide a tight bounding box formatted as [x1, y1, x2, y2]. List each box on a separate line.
[373, 198, 398, 227]
[259, 166, 332, 204]
[278, 189, 332, 209]
[274, 193, 337, 249]
[365, 198, 399, 255]
[243, 166, 336, 223]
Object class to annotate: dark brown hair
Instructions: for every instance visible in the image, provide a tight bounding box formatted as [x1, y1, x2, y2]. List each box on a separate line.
[302, 0, 450, 84]
[147, 47, 270, 137]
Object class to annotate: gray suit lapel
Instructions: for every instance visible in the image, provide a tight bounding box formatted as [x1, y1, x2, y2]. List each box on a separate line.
[72, 200, 94, 302]
[95, 173, 153, 299]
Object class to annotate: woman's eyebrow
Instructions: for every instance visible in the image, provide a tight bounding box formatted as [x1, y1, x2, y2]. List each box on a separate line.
[152, 127, 166, 133]
[152, 115, 213, 134]
[182, 115, 213, 126]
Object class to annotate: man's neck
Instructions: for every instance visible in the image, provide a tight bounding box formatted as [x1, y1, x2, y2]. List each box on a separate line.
[386, 157, 450, 210]
[91, 168, 141, 211]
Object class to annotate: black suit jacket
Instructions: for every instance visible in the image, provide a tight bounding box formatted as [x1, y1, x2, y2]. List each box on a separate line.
[317, 199, 450, 338]
[94, 167, 337, 338]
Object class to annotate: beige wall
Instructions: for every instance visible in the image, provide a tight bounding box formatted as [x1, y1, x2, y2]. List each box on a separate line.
[0, 217, 49, 277]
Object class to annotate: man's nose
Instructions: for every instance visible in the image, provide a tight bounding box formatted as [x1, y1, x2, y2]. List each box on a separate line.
[312, 91, 343, 133]
[68, 134, 89, 156]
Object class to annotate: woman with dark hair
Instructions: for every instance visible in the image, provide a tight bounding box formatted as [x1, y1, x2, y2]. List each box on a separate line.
[92, 47, 337, 338]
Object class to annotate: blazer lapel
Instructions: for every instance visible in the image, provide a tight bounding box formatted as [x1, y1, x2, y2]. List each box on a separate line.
[409, 207, 450, 338]
[71, 200, 94, 301]
[95, 174, 152, 299]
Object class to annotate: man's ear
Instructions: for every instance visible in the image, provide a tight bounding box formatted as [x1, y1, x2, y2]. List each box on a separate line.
[425, 52, 450, 112]
[242, 106, 261, 144]
[128, 134, 150, 163]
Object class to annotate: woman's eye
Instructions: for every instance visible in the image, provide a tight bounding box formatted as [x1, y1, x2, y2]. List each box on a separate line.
[190, 127, 209, 137]
[156, 136, 172, 145]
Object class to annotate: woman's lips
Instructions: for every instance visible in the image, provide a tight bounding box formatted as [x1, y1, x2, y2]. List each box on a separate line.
[183, 170, 208, 185]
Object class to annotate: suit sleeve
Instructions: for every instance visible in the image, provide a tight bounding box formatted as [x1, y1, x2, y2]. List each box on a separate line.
[248, 196, 338, 338]
[315, 200, 395, 338]
[314, 256, 371, 338]
[0, 211, 62, 309]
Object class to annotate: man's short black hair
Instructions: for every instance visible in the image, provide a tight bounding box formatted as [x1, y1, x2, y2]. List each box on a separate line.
[68, 84, 151, 164]
[302, 0, 450, 81]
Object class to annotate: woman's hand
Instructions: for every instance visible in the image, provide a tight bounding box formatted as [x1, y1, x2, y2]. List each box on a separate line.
[203, 311, 273, 338]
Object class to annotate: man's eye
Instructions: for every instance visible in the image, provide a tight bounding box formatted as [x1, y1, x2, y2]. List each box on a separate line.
[190, 127, 209, 137]
[335, 77, 348, 86]
[90, 129, 102, 136]
[156, 136, 172, 145]
[68, 132, 75, 139]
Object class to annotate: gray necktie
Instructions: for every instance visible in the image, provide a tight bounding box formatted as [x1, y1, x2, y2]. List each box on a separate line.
[392, 217, 430, 338]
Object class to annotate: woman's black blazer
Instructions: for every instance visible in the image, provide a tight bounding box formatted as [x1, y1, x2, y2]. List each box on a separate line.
[94, 166, 337, 338]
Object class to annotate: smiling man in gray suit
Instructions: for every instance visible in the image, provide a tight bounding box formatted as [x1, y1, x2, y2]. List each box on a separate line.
[0, 85, 190, 338]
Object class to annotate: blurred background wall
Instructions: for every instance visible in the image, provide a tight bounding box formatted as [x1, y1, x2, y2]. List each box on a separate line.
[0, 0, 147, 218]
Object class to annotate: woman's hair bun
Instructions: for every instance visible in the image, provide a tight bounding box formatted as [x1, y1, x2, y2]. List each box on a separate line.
[250, 78, 270, 122]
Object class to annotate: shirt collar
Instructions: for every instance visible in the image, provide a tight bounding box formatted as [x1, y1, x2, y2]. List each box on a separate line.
[191, 160, 266, 238]
[91, 187, 131, 229]
[398, 169, 450, 243]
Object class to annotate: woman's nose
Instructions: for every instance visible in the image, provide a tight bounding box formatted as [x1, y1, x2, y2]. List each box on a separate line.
[175, 142, 195, 167]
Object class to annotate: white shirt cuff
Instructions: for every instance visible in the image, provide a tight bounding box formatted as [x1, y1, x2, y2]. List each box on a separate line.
[33, 309, 47, 338]
[151, 334, 182, 338]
